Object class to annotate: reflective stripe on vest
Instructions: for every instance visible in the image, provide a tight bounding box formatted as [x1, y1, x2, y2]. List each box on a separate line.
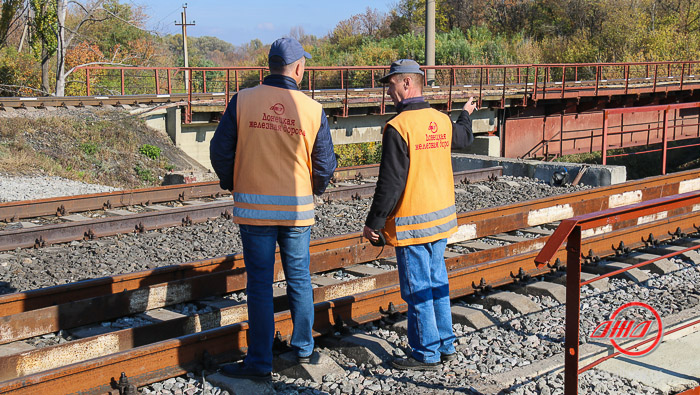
[233, 192, 315, 221]
[395, 205, 457, 241]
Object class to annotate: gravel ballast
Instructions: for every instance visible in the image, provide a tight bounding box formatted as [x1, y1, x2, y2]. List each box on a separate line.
[4, 174, 696, 394]
[0, 175, 589, 294]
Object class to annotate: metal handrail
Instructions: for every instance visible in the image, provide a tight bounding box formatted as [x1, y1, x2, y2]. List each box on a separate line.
[74, 61, 700, 123]
[534, 190, 700, 395]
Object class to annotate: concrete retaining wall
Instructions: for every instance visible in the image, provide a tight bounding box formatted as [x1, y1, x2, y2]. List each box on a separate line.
[451, 153, 627, 186]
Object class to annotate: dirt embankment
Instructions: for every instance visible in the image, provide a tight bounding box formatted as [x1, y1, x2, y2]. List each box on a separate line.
[0, 107, 210, 189]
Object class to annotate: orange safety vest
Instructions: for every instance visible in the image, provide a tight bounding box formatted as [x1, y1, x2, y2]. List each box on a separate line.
[382, 107, 458, 246]
[233, 84, 321, 226]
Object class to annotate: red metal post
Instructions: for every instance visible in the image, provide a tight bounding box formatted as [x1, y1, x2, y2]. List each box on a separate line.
[448, 68, 454, 112]
[662, 108, 669, 175]
[202, 70, 207, 93]
[544, 67, 549, 100]
[259, 69, 263, 85]
[381, 84, 386, 115]
[564, 226, 582, 395]
[653, 64, 658, 93]
[121, 69, 125, 95]
[561, 66, 566, 99]
[533, 66, 539, 101]
[235, 70, 239, 92]
[624, 64, 629, 95]
[155, 69, 160, 94]
[343, 69, 348, 117]
[602, 111, 609, 165]
[86, 68, 91, 96]
[501, 67, 506, 108]
[478, 68, 484, 108]
[186, 69, 193, 124]
[225, 70, 230, 108]
[523, 66, 529, 106]
[680, 63, 686, 91]
[167, 69, 172, 94]
[371, 70, 375, 89]
[340, 70, 344, 90]
[594, 65, 600, 96]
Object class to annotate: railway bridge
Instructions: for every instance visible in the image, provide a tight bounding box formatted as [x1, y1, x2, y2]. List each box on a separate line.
[1, 61, 698, 172]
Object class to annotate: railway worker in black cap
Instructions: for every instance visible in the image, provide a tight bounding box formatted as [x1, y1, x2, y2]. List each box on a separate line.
[209, 36, 337, 381]
[363, 59, 477, 370]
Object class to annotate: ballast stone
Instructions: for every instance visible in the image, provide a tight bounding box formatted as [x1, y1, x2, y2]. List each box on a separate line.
[450, 305, 498, 330]
[612, 252, 680, 275]
[555, 272, 610, 292]
[587, 261, 651, 283]
[518, 281, 567, 304]
[482, 291, 541, 315]
[318, 333, 395, 365]
[273, 351, 344, 383]
[651, 244, 700, 266]
[207, 372, 275, 395]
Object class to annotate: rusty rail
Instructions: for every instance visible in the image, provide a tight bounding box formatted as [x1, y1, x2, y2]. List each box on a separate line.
[0, 167, 501, 252]
[2, 167, 699, 319]
[0, 164, 382, 222]
[535, 190, 700, 394]
[3, 195, 700, 393]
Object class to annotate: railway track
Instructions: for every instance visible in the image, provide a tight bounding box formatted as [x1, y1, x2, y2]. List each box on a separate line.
[0, 169, 699, 393]
[0, 166, 502, 252]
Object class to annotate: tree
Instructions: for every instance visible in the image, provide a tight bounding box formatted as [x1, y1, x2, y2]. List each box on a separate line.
[0, 0, 24, 47]
[29, 0, 57, 93]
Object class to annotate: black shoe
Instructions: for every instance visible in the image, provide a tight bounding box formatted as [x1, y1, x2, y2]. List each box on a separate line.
[297, 354, 311, 364]
[390, 356, 440, 371]
[220, 362, 271, 381]
[297, 351, 315, 364]
[441, 352, 457, 362]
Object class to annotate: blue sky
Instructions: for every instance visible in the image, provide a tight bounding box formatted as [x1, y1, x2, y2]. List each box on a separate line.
[132, 1, 395, 47]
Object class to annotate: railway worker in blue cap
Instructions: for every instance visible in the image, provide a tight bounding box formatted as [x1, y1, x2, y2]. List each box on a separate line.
[363, 59, 477, 370]
[209, 36, 337, 381]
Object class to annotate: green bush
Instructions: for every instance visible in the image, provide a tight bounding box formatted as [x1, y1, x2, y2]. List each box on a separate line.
[138, 144, 161, 160]
[79, 142, 99, 155]
[134, 165, 155, 182]
[334, 142, 382, 167]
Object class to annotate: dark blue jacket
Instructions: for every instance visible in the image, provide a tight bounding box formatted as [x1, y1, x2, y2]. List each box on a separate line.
[209, 74, 337, 195]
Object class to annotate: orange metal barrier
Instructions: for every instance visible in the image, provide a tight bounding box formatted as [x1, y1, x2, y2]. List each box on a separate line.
[602, 102, 700, 175]
[75, 61, 700, 123]
[534, 190, 700, 394]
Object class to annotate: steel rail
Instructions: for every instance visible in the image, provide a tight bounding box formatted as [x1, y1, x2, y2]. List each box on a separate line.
[1, 168, 698, 319]
[2, 208, 698, 394]
[0, 167, 501, 252]
[0, 164, 382, 222]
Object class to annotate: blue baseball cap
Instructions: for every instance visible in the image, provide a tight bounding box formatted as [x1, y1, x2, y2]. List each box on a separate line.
[268, 37, 312, 65]
[379, 59, 424, 83]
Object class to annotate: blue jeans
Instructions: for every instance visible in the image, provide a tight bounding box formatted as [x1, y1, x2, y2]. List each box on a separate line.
[395, 238, 455, 363]
[239, 224, 315, 373]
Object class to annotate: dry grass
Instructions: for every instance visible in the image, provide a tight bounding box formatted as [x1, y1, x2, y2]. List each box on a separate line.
[0, 109, 193, 188]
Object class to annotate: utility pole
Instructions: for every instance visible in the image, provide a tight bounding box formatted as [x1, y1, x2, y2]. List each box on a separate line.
[425, 0, 436, 86]
[175, 3, 195, 91]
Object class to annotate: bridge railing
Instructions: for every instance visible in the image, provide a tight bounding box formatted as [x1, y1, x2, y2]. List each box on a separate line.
[602, 102, 700, 175]
[534, 190, 700, 395]
[73, 61, 700, 123]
